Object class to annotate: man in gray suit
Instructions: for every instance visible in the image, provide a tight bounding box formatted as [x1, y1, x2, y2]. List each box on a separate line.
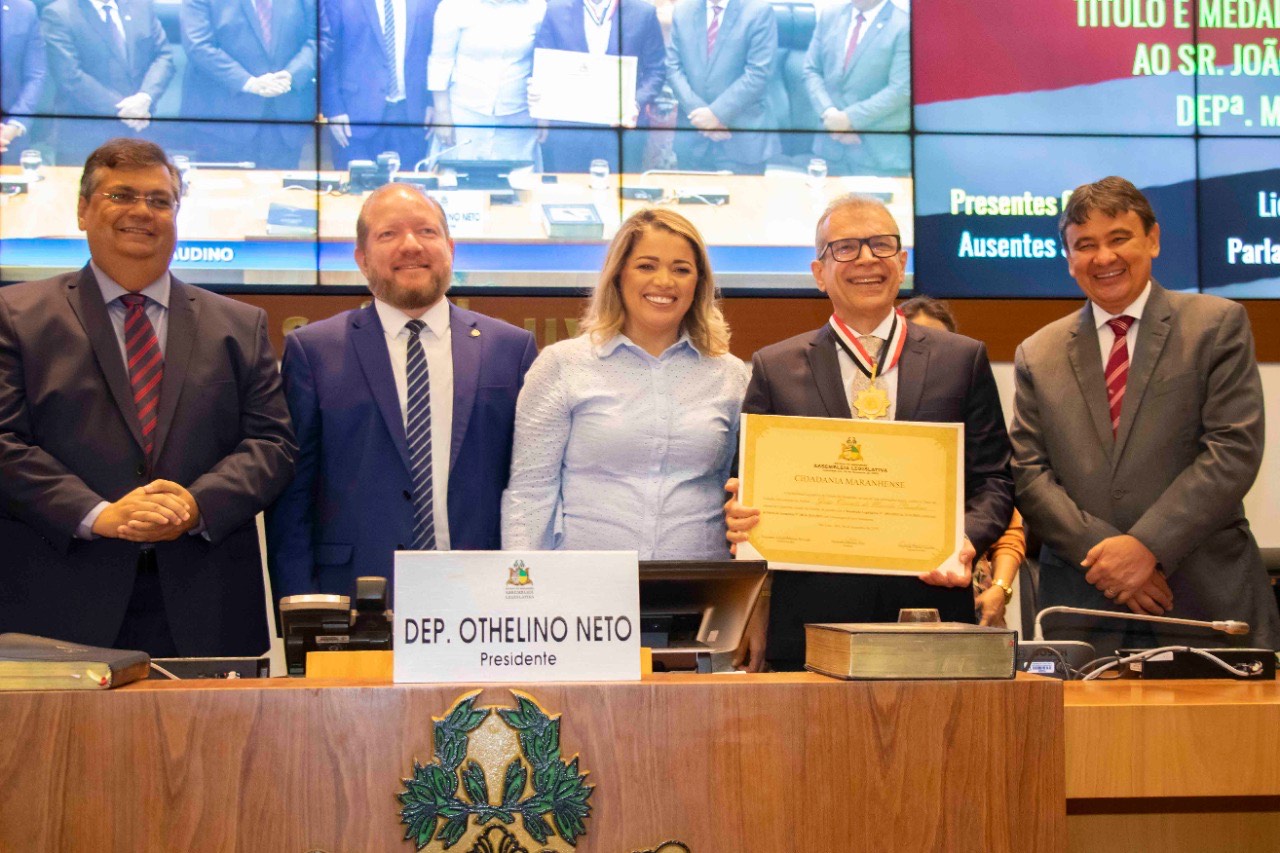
[665, 0, 778, 173]
[1012, 176, 1280, 652]
[802, 0, 909, 176]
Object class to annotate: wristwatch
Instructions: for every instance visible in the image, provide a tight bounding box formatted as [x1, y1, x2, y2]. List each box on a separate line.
[992, 578, 1014, 603]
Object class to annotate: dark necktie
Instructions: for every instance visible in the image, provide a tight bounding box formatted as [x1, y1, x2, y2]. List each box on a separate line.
[382, 0, 402, 98]
[844, 13, 866, 71]
[1105, 315, 1135, 436]
[254, 0, 273, 52]
[102, 1, 126, 58]
[404, 319, 437, 550]
[121, 294, 163, 460]
[706, 4, 723, 56]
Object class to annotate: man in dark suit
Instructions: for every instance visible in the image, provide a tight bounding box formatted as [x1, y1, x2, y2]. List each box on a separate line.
[0, 139, 297, 657]
[266, 184, 538, 605]
[665, 0, 778, 173]
[41, 0, 175, 162]
[0, 0, 47, 153]
[725, 194, 1014, 670]
[320, 0, 437, 170]
[179, 0, 317, 168]
[1012, 176, 1280, 652]
[531, 0, 666, 173]
[802, 0, 909, 176]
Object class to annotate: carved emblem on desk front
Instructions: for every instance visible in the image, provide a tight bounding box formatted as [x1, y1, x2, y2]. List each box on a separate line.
[398, 690, 592, 852]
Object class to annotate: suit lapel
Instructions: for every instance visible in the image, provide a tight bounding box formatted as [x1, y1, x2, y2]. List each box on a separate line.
[449, 304, 480, 477]
[79, 0, 128, 65]
[845, 4, 891, 79]
[893, 321, 927, 422]
[827, 5, 852, 79]
[707, 0, 740, 72]
[150, 277, 197, 464]
[1065, 304, 1115, 452]
[1112, 282, 1173, 465]
[239, 0, 271, 55]
[807, 326, 852, 418]
[64, 265, 145, 452]
[352, 304, 413, 472]
[403, 0, 421, 57]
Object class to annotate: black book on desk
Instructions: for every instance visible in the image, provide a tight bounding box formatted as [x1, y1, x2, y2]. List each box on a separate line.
[0, 633, 150, 690]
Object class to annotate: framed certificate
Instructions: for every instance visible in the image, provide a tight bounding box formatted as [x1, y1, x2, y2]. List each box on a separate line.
[736, 414, 964, 576]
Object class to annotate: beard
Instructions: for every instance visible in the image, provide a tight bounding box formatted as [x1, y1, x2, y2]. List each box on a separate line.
[368, 265, 451, 312]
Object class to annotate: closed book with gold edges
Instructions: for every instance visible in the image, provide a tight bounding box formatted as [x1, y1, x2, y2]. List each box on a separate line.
[805, 622, 1016, 680]
[0, 633, 150, 690]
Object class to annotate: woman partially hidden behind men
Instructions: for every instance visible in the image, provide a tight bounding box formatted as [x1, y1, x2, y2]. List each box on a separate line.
[502, 209, 749, 558]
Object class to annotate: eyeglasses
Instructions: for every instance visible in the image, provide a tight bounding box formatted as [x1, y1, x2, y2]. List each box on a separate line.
[96, 191, 178, 212]
[818, 234, 901, 262]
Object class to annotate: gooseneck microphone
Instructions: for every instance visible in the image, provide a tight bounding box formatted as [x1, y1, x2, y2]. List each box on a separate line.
[1033, 606, 1249, 642]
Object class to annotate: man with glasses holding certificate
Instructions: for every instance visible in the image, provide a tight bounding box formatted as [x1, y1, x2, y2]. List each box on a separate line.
[0, 138, 296, 658]
[724, 194, 1013, 671]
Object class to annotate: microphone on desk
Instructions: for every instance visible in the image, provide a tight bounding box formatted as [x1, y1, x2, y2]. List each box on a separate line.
[1033, 606, 1250, 642]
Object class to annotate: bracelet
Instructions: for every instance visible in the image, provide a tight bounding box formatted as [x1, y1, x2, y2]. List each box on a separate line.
[992, 578, 1014, 603]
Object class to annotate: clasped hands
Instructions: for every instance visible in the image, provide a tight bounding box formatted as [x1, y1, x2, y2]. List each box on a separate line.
[114, 92, 152, 131]
[688, 107, 730, 142]
[92, 480, 201, 543]
[1082, 534, 1173, 615]
[722, 478, 975, 585]
[244, 71, 292, 98]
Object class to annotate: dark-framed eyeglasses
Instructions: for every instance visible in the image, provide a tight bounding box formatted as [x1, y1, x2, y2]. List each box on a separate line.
[96, 190, 178, 212]
[818, 234, 901, 262]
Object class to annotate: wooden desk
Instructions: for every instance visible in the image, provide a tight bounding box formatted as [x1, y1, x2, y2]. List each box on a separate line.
[1064, 680, 1280, 853]
[0, 673, 1062, 852]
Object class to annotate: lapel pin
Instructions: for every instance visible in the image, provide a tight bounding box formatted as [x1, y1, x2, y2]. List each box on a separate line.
[470, 328, 481, 338]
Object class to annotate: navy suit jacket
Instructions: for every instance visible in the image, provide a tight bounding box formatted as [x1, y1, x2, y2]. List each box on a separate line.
[0, 267, 297, 656]
[41, 0, 175, 116]
[744, 322, 1014, 659]
[267, 302, 538, 603]
[319, 0, 436, 126]
[0, 0, 46, 117]
[180, 0, 317, 136]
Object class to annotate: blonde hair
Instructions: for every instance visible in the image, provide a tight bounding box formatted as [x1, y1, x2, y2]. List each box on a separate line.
[580, 209, 731, 356]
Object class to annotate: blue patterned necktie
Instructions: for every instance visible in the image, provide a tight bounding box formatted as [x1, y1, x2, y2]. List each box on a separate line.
[382, 0, 403, 99]
[404, 319, 437, 550]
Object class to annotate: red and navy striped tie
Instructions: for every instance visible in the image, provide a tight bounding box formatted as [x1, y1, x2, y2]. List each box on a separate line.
[1104, 315, 1134, 437]
[121, 294, 163, 460]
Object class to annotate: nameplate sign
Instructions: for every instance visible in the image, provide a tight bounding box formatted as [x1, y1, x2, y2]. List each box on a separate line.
[393, 551, 640, 683]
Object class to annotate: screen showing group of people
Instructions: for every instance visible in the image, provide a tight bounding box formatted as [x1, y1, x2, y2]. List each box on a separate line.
[0, 0, 1277, 295]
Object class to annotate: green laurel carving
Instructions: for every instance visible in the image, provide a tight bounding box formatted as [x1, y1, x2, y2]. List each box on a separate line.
[399, 692, 594, 851]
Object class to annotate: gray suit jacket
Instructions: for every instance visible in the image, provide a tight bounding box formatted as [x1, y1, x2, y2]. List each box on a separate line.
[0, 267, 297, 655]
[665, 0, 778, 165]
[1011, 282, 1280, 649]
[802, 1, 909, 172]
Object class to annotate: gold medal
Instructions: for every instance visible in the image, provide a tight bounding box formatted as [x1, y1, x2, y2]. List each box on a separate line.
[853, 382, 891, 419]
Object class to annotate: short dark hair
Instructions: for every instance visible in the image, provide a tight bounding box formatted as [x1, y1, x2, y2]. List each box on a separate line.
[79, 138, 181, 201]
[899, 295, 957, 333]
[1059, 176, 1157, 242]
[355, 183, 451, 249]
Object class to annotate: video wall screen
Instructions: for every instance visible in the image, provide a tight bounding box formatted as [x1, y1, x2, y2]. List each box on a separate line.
[0, 0, 1275, 296]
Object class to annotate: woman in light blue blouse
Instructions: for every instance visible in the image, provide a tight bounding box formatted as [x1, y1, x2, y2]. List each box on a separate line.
[502, 209, 750, 558]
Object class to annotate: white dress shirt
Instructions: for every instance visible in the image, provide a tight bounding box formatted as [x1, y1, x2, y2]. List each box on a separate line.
[374, 297, 454, 550]
[88, 0, 127, 41]
[846, 0, 888, 48]
[582, 0, 614, 55]
[1092, 280, 1152, 370]
[836, 309, 901, 420]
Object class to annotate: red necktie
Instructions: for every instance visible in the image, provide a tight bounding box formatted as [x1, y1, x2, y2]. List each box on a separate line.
[1104, 315, 1134, 436]
[843, 13, 866, 71]
[707, 4, 723, 55]
[121, 294, 164, 460]
[254, 0, 273, 52]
